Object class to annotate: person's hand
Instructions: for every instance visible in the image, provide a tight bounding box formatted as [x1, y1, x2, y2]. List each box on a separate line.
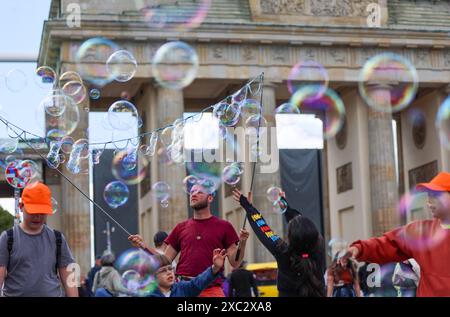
[232, 189, 253, 204]
[338, 246, 359, 266]
[128, 234, 146, 249]
[212, 248, 227, 274]
[239, 229, 250, 243]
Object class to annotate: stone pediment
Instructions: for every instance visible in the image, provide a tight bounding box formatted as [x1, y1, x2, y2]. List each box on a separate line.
[249, 0, 387, 27]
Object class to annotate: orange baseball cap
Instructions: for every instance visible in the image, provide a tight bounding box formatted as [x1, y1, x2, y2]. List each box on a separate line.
[416, 172, 450, 192]
[21, 182, 53, 215]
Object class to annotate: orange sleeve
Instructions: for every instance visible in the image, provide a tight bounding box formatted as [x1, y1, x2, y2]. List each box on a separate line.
[350, 226, 413, 264]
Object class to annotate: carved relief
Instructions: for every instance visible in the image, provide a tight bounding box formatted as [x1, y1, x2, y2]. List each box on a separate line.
[358, 47, 378, 65]
[444, 50, 450, 67]
[242, 45, 258, 62]
[209, 45, 228, 61]
[272, 46, 289, 63]
[299, 47, 319, 62]
[329, 48, 347, 65]
[260, 0, 376, 17]
[414, 49, 430, 68]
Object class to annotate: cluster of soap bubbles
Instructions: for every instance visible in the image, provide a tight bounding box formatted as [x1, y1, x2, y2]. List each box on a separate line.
[75, 37, 137, 87]
[266, 186, 288, 214]
[115, 248, 160, 296]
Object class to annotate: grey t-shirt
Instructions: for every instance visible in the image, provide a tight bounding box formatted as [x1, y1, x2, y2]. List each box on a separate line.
[0, 225, 75, 297]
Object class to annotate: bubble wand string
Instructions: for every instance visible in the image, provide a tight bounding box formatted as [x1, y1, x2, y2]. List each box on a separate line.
[234, 72, 264, 262]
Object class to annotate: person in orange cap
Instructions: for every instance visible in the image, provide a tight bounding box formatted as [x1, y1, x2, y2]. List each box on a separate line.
[340, 172, 450, 297]
[0, 182, 78, 297]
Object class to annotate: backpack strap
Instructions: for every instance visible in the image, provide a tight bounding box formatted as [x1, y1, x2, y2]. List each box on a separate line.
[6, 228, 13, 269]
[54, 230, 62, 274]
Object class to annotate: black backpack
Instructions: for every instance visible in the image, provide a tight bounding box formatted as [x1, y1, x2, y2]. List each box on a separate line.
[6, 228, 62, 274]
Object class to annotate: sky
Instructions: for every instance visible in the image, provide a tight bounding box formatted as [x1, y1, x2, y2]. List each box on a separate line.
[0, 0, 52, 137]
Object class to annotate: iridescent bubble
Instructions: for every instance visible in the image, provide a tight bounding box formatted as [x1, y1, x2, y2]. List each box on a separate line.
[436, 95, 450, 150]
[290, 85, 345, 139]
[232, 86, 248, 104]
[89, 88, 101, 100]
[106, 50, 138, 82]
[60, 136, 74, 154]
[5, 155, 16, 164]
[160, 126, 173, 146]
[222, 164, 241, 186]
[275, 102, 300, 114]
[359, 53, 418, 113]
[248, 78, 262, 96]
[116, 248, 159, 297]
[271, 199, 288, 215]
[34, 66, 56, 89]
[51, 197, 58, 214]
[288, 61, 329, 98]
[186, 162, 221, 193]
[40, 89, 76, 117]
[230, 162, 244, 175]
[72, 139, 90, 159]
[183, 175, 199, 194]
[46, 141, 62, 169]
[108, 100, 139, 131]
[46, 129, 65, 142]
[103, 181, 130, 209]
[59, 71, 83, 88]
[240, 99, 262, 120]
[75, 37, 120, 87]
[327, 238, 348, 258]
[137, 0, 211, 30]
[112, 149, 148, 185]
[121, 148, 138, 171]
[213, 102, 241, 127]
[152, 181, 170, 202]
[0, 137, 19, 154]
[160, 199, 169, 208]
[5, 161, 33, 189]
[397, 190, 448, 251]
[62, 81, 87, 104]
[5, 68, 27, 92]
[91, 148, 103, 165]
[152, 41, 199, 90]
[244, 115, 267, 136]
[20, 160, 41, 187]
[266, 186, 282, 203]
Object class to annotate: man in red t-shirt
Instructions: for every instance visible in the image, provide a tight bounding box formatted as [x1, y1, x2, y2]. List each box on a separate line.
[340, 172, 450, 297]
[129, 184, 249, 297]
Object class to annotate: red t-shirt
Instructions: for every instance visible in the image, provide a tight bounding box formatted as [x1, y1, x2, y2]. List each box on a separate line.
[165, 216, 239, 278]
[351, 219, 450, 297]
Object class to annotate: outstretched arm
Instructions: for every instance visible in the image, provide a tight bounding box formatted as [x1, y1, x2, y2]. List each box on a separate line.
[233, 189, 283, 257]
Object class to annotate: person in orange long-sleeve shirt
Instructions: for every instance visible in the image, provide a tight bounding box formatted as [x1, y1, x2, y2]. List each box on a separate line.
[340, 172, 450, 297]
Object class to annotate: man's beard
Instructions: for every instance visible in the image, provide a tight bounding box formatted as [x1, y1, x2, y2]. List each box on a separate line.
[191, 200, 208, 211]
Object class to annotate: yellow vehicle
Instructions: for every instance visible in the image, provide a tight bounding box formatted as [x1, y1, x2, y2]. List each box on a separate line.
[246, 262, 278, 297]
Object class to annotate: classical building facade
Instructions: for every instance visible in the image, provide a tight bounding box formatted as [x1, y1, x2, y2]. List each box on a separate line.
[37, 0, 450, 275]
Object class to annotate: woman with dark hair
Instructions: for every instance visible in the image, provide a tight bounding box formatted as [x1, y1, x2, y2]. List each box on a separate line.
[232, 189, 325, 297]
[326, 253, 361, 297]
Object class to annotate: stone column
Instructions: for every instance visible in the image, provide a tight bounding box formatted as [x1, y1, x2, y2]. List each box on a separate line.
[155, 87, 188, 232]
[60, 94, 91, 278]
[367, 84, 400, 237]
[251, 82, 283, 263]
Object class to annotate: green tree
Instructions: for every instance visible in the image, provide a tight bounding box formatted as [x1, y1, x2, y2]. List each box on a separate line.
[0, 206, 14, 235]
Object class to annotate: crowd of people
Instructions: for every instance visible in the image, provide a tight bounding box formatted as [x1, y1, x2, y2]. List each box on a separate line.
[1, 171, 450, 297]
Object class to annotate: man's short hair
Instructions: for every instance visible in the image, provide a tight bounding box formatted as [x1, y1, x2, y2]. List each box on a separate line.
[153, 231, 168, 247]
